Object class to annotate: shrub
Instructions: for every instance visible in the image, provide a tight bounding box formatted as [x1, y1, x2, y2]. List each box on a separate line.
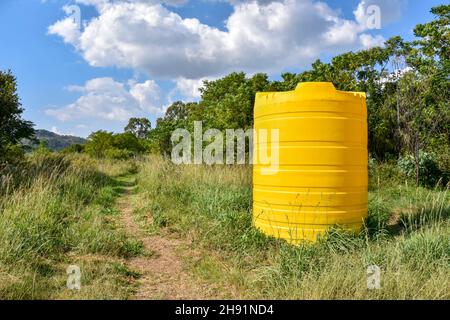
[369, 161, 409, 190]
[61, 144, 85, 154]
[398, 151, 445, 187]
[104, 148, 133, 160]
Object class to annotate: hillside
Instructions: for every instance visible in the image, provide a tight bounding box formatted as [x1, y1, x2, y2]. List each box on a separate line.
[29, 129, 86, 151]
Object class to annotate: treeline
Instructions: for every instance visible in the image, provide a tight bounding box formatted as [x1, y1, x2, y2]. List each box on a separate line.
[1, 5, 448, 186]
[146, 5, 450, 185]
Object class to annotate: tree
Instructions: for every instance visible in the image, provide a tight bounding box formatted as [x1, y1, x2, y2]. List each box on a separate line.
[395, 72, 437, 184]
[164, 101, 190, 121]
[390, 5, 450, 184]
[147, 118, 178, 156]
[84, 130, 114, 158]
[144, 3, 449, 180]
[200, 72, 270, 130]
[84, 130, 147, 159]
[0, 70, 35, 162]
[413, 5, 449, 65]
[113, 132, 145, 153]
[124, 117, 151, 139]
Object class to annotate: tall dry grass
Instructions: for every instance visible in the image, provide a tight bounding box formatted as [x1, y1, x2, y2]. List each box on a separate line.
[0, 153, 142, 299]
[136, 156, 450, 299]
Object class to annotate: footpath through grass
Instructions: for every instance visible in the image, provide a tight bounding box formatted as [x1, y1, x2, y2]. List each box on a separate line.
[135, 157, 450, 299]
[0, 154, 143, 299]
[1, 154, 448, 299]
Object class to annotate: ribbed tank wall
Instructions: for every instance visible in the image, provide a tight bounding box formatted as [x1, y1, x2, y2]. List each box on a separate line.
[253, 82, 368, 243]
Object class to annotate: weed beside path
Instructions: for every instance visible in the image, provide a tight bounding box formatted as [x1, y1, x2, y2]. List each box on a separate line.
[135, 157, 450, 300]
[0, 155, 143, 299]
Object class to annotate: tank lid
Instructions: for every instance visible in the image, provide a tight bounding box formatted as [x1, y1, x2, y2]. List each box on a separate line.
[295, 82, 336, 91]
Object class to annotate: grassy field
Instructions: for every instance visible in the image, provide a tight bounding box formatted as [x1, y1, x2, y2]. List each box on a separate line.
[0, 154, 143, 299]
[135, 157, 450, 299]
[0, 154, 448, 299]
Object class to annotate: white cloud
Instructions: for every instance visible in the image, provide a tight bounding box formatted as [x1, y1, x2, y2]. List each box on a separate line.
[51, 126, 62, 135]
[51, 126, 75, 136]
[74, 0, 188, 9]
[48, 5, 82, 46]
[174, 77, 210, 100]
[46, 77, 164, 122]
[48, 0, 395, 80]
[359, 33, 385, 49]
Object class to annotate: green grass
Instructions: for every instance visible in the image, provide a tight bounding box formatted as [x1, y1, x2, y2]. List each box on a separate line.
[0, 153, 143, 299]
[136, 157, 450, 299]
[1, 153, 448, 299]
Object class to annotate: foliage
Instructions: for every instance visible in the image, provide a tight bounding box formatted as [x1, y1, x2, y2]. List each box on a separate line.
[398, 151, 446, 187]
[0, 70, 35, 163]
[146, 101, 197, 155]
[61, 143, 85, 154]
[84, 131, 145, 159]
[124, 117, 151, 139]
[144, 6, 449, 184]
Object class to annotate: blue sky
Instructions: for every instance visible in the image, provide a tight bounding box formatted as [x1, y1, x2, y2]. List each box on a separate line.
[0, 0, 444, 137]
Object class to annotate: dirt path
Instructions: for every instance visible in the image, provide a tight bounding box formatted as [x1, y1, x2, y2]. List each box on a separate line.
[116, 177, 216, 300]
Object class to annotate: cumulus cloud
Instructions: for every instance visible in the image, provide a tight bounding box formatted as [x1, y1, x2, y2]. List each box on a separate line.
[48, 5, 82, 45]
[173, 77, 211, 100]
[48, 0, 396, 80]
[46, 77, 164, 121]
[51, 126, 76, 136]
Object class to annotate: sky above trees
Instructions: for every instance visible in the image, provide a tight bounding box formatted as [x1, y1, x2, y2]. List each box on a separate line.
[0, 0, 444, 137]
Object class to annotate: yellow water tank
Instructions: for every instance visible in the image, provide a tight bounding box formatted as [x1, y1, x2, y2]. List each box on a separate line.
[253, 82, 368, 244]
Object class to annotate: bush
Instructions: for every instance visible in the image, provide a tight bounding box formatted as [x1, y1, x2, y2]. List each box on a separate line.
[398, 152, 445, 187]
[369, 161, 409, 190]
[84, 131, 145, 159]
[61, 144, 85, 154]
[104, 148, 134, 160]
[0, 144, 26, 165]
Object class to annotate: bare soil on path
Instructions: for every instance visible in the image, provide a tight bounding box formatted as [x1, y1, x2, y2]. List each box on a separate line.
[116, 177, 220, 300]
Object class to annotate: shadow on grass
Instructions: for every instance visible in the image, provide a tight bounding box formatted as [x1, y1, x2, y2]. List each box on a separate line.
[367, 205, 450, 238]
[109, 174, 138, 195]
[92, 173, 138, 209]
[398, 205, 450, 232]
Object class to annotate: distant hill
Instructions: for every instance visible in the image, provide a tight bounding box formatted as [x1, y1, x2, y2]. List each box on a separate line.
[24, 129, 87, 151]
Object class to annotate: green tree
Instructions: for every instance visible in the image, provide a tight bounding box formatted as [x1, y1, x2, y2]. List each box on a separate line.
[124, 117, 152, 139]
[200, 72, 270, 130]
[84, 130, 114, 158]
[35, 140, 52, 155]
[147, 118, 178, 156]
[84, 130, 148, 159]
[0, 70, 35, 162]
[144, 3, 449, 178]
[146, 101, 196, 155]
[164, 101, 190, 121]
[113, 132, 145, 153]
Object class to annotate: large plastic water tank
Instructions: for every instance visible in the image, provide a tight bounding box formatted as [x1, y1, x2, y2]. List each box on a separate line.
[253, 82, 368, 243]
